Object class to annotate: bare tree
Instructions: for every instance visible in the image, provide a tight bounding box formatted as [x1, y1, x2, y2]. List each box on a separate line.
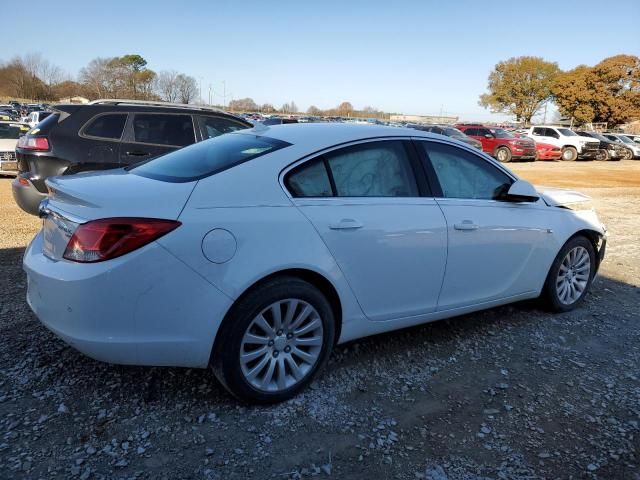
[157, 70, 180, 102]
[176, 74, 198, 104]
[79, 57, 115, 99]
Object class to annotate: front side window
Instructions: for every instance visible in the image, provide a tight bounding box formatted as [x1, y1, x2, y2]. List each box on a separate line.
[532, 127, 545, 136]
[326, 141, 419, 197]
[83, 114, 127, 140]
[131, 133, 289, 182]
[421, 142, 512, 200]
[199, 115, 248, 139]
[545, 128, 560, 138]
[464, 127, 479, 136]
[132, 114, 195, 147]
[476, 128, 492, 137]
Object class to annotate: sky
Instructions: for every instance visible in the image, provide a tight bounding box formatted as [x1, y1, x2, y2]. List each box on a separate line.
[3, 0, 639, 121]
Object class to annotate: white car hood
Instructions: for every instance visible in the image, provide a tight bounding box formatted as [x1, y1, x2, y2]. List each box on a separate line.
[538, 187, 591, 207]
[0, 138, 17, 152]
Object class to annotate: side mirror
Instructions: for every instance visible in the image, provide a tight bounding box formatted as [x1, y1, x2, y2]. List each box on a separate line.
[504, 180, 539, 202]
[484, 133, 493, 138]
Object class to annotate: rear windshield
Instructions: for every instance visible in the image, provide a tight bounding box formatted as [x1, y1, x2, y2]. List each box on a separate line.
[28, 113, 59, 135]
[131, 133, 291, 182]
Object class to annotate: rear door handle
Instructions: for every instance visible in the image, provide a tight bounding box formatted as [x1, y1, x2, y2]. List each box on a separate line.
[454, 220, 479, 231]
[125, 151, 151, 157]
[329, 219, 363, 230]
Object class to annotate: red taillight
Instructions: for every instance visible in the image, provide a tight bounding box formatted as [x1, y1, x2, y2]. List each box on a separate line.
[18, 136, 50, 151]
[63, 218, 181, 263]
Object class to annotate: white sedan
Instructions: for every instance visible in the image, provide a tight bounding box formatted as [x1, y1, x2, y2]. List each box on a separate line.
[24, 124, 606, 403]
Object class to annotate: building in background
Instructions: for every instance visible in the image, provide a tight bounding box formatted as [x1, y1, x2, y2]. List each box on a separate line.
[390, 114, 458, 124]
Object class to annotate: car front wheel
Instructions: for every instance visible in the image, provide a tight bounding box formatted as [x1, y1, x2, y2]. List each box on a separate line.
[211, 276, 335, 404]
[542, 236, 596, 312]
[495, 146, 512, 163]
[561, 146, 578, 161]
[595, 149, 609, 161]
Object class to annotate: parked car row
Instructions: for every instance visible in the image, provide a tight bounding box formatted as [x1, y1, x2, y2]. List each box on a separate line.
[0, 121, 30, 176]
[0, 101, 51, 124]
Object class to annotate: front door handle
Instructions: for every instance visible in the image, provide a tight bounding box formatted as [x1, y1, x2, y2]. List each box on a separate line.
[125, 151, 151, 157]
[454, 220, 479, 231]
[329, 219, 363, 230]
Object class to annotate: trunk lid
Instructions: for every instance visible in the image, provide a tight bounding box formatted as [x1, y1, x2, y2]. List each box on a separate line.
[41, 169, 196, 260]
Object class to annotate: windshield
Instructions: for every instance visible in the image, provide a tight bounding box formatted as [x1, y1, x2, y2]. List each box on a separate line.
[557, 128, 577, 136]
[443, 127, 467, 139]
[131, 133, 291, 182]
[589, 133, 608, 142]
[0, 124, 24, 140]
[490, 128, 515, 138]
[616, 135, 634, 144]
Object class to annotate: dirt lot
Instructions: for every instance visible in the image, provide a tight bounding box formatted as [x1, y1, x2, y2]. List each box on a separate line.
[1, 161, 639, 480]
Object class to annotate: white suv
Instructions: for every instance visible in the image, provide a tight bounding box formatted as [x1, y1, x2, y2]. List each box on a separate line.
[527, 126, 600, 161]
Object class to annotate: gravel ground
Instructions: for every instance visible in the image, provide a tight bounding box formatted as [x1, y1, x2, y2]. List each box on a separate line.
[1, 161, 639, 480]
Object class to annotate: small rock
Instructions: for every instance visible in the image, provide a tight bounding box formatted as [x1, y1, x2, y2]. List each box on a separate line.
[480, 426, 491, 435]
[587, 464, 598, 472]
[114, 459, 129, 468]
[58, 403, 69, 413]
[320, 464, 332, 475]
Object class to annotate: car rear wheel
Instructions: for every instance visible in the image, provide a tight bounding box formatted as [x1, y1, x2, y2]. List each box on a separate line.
[561, 146, 578, 161]
[595, 149, 609, 161]
[542, 236, 596, 312]
[621, 148, 633, 160]
[495, 146, 512, 163]
[211, 276, 335, 404]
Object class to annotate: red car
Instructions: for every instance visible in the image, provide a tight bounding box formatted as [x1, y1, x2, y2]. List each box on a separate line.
[535, 142, 562, 161]
[455, 124, 536, 162]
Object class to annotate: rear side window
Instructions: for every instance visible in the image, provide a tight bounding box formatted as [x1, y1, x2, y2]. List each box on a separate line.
[464, 128, 478, 136]
[199, 115, 248, 139]
[131, 133, 290, 182]
[132, 114, 195, 147]
[83, 114, 127, 140]
[286, 160, 332, 197]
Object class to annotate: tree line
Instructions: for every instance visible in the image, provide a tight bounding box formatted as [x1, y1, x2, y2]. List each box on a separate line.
[480, 54, 640, 126]
[227, 98, 385, 118]
[0, 53, 199, 104]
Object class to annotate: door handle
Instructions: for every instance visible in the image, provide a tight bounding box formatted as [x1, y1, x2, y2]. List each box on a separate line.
[329, 219, 363, 230]
[125, 151, 151, 157]
[454, 220, 479, 231]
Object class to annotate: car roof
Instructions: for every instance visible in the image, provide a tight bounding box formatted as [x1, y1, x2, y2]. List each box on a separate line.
[238, 122, 442, 151]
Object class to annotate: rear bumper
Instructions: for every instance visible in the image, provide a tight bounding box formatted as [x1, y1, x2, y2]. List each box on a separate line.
[12, 173, 47, 215]
[24, 231, 233, 368]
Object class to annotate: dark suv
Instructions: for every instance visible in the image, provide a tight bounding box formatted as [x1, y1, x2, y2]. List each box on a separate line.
[12, 100, 251, 215]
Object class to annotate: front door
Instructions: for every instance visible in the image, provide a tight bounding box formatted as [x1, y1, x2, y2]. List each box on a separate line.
[417, 140, 555, 310]
[286, 140, 448, 321]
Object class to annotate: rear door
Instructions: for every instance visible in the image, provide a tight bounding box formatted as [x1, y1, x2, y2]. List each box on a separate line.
[286, 139, 447, 321]
[119, 113, 196, 165]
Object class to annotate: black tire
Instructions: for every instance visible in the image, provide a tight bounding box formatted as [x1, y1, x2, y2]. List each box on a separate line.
[621, 148, 633, 160]
[595, 149, 609, 161]
[211, 276, 335, 404]
[495, 146, 512, 163]
[561, 146, 578, 161]
[541, 236, 596, 312]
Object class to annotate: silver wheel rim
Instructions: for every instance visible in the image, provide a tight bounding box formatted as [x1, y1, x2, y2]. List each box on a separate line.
[556, 246, 591, 305]
[240, 299, 324, 392]
[497, 149, 508, 161]
[562, 148, 575, 161]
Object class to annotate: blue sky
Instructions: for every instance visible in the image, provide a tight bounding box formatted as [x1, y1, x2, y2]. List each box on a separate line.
[3, 0, 639, 120]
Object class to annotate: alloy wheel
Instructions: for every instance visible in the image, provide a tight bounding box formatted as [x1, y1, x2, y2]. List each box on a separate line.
[555, 246, 591, 305]
[239, 299, 324, 392]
